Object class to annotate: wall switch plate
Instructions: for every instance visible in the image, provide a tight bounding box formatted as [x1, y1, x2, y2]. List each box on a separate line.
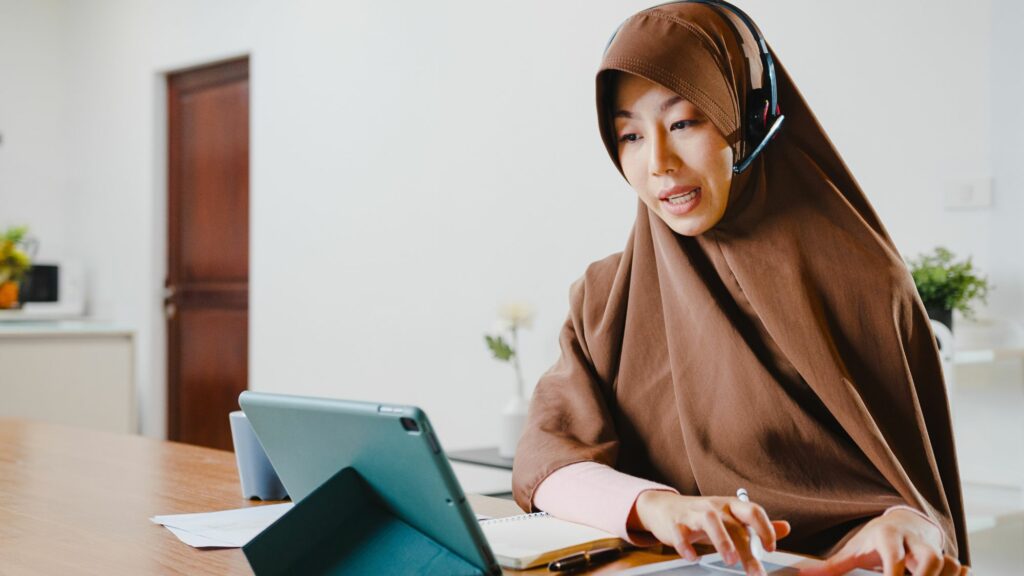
[944, 178, 993, 210]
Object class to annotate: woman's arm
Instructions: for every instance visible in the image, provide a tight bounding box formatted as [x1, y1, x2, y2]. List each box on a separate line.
[512, 258, 626, 512]
[532, 460, 678, 545]
[535, 461, 793, 576]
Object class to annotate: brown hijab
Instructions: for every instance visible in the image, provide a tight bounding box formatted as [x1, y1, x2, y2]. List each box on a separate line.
[512, 2, 969, 563]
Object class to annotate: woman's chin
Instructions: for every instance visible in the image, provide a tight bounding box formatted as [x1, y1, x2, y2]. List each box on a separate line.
[664, 214, 713, 236]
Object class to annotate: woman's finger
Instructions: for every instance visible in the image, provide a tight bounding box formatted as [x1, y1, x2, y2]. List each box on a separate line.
[712, 514, 766, 576]
[673, 523, 699, 562]
[698, 510, 740, 567]
[729, 500, 777, 552]
[874, 533, 906, 576]
[938, 555, 962, 576]
[721, 516, 768, 576]
[905, 536, 943, 576]
[772, 520, 792, 540]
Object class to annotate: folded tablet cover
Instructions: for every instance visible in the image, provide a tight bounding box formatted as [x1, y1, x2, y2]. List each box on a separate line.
[243, 465, 484, 575]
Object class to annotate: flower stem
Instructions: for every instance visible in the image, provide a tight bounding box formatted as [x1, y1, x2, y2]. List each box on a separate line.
[512, 325, 524, 399]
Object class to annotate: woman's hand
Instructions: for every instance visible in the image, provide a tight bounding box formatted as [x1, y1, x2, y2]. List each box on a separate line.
[800, 509, 968, 576]
[632, 491, 791, 576]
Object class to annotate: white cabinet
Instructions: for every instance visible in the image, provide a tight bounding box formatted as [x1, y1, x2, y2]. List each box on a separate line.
[0, 322, 135, 434]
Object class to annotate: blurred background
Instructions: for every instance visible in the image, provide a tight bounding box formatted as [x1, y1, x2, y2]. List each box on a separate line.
[0, 0, 1020, 571]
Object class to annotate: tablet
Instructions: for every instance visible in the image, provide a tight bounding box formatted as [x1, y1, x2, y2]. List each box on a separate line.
[239, 391, 500, 574]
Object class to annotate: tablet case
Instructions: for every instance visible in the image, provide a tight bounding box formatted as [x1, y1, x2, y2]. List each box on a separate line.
[242, 465, 486, 576]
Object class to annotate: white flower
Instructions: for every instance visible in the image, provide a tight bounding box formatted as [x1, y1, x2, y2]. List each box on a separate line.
[490, 319, 514, 335]
[499, 302, 535, 330]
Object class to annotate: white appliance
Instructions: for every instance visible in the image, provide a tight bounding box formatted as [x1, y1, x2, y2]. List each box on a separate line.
[0, 261, 87, 320]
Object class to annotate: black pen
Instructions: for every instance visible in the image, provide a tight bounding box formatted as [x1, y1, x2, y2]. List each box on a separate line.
[548, 546, 623, 572]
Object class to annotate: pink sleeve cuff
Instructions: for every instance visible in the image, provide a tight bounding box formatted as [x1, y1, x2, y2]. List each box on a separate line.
[883, 505, 947, 552]
[532, 461, 678, 546]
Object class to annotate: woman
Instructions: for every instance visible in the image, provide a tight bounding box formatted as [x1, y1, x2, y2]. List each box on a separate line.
[511, 3, 969, 575]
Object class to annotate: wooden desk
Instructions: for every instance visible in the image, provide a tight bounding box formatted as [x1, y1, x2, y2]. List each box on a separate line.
[0, 418, 262, 574]
[0, 419, 678, 575]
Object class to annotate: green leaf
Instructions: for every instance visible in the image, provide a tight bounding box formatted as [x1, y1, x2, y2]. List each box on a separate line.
[1, 226, 27, 244]
[905, 246, 990, 319]
[484, 334, 515, 362]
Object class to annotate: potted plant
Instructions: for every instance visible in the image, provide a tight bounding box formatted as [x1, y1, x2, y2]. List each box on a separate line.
[484, 302, 535, 458]
[0, 226, 33, 309]
[905, 246, 990, 331]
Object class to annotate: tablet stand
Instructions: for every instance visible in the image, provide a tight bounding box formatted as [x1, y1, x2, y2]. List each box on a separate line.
[243, 466, 486, 575]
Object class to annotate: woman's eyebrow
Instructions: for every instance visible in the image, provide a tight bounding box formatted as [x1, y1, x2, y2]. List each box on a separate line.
[660, 96, 683, 111]
[614, 96, 686, 119]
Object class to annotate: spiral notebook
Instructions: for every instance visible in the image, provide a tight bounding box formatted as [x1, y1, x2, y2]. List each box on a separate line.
[479, 512, 626, 570]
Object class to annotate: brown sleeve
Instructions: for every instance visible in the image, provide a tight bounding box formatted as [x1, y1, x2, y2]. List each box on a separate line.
[826, 272, 967, 561]
[892, 279, 969, 562]
[511, 274, 621, 512]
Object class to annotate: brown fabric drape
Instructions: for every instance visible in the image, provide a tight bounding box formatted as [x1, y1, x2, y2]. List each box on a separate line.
[512, 3, 969, 563]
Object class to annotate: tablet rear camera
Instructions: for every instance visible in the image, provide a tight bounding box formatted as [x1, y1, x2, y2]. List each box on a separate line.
[400, 417, 420, 433]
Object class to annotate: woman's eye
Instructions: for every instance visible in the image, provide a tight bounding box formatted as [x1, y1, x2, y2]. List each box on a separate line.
[671, 120, 697, 131]
[618, 133, 640, 143]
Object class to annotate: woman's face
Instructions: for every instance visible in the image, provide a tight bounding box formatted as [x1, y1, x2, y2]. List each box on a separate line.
[613, 73, 734, 236]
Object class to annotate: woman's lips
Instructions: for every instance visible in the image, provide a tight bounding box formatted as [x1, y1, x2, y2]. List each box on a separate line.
[660, 186, 701, 216]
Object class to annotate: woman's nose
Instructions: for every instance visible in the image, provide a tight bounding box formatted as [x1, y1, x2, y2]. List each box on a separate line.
[649, 131, 682, 175]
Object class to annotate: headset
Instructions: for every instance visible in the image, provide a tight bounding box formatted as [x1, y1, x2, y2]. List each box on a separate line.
[604, 0, 785, 174]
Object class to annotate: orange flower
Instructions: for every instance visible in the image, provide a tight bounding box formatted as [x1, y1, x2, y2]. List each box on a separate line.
[0, 281, 18, 309]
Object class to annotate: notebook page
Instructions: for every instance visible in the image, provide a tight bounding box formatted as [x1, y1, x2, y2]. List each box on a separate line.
[480, 513, 623, 568]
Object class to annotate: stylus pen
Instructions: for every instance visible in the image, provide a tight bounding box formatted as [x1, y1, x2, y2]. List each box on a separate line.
[548, 546, 622, 572]
[736, 488, 766, 561]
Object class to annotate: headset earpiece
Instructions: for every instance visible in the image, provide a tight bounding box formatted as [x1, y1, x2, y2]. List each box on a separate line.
[747, 88, 770, 142]
[746, 88, 781, 143]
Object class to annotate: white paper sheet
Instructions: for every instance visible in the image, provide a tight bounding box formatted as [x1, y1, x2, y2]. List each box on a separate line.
[151, 503, 293, 548]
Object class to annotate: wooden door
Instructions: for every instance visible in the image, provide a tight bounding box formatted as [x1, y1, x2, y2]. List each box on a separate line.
[166, 58, 249, 450]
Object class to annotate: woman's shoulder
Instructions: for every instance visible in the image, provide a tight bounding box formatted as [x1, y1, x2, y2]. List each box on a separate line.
[585, 251, 625, 281]
[569, 251, 625, 312]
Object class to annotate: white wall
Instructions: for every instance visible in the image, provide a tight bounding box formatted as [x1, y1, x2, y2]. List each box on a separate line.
[6, 0, 1014, 449]
[990, 0, 1024, 323]
[0, 0, 68, 262]
[752, 1, 995, 277]
[247, 0, 651, 447]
